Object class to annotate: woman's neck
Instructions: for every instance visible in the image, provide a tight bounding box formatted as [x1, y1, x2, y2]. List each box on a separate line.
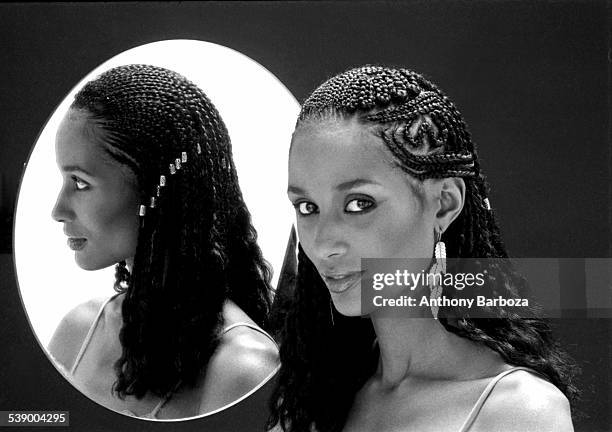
[370, 315, 501, 389]
[370, 316, 441, 387]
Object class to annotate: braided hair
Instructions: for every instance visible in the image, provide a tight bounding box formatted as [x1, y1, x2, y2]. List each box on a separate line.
[269, 65, 578, 432]
[71, 64, 273, 399]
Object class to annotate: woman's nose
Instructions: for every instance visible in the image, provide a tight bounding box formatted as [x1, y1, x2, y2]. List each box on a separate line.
[311, 213, 348, 260]
[51, 189, 74, 223]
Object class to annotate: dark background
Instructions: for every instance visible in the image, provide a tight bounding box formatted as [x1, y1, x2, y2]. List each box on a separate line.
[1, 1, 610, 431]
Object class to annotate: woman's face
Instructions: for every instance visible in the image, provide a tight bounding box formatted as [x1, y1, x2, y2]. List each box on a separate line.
[288, 116, 438, 316]
[52, 109, 140, 271]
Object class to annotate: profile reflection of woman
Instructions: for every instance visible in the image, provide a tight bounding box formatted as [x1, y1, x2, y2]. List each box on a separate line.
[48, 64, 279, 419]
[270, 66, 577, 432]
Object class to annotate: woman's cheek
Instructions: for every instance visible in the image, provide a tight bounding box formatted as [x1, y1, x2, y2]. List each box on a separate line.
[365, 210, 416, 258]
[296, 219, 314, 252]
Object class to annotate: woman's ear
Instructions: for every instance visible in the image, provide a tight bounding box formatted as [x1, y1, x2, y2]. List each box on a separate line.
[435, 177, 465, 232]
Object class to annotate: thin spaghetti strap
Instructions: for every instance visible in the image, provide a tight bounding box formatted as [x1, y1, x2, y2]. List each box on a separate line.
[221, 322, 278, 348]
[69, 294, 120, 375]
[457, 366, 540, 432]
[148, 381, 182, 419]
[147, 323, 277, 419]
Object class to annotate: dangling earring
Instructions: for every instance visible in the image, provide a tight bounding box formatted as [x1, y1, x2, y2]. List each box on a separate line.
[428, 228, 446, 319]
[329, 298, 335, 327]
[114, 260, 130, 293]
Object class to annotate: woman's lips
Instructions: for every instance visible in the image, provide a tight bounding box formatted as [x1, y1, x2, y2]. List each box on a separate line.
[322, 271, 364, 294]
[67, 238, 87, 251]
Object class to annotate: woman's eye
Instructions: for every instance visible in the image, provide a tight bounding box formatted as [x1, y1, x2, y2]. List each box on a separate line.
[295, 202, 318, 216]
[345, 198, 375, 213]
[71, 176, 88, 190]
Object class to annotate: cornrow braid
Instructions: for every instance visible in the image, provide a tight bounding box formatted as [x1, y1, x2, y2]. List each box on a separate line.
[300, 65, 478, 181]
[270, 65, 578, 432]
[72, 64, 273, 399]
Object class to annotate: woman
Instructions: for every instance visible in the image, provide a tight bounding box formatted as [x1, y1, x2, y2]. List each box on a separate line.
[48, 64, 279, 419]
[269, 66, 577, 432]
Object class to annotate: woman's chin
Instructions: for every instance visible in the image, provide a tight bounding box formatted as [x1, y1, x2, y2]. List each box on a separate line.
[74, 255, 111, 272]
[330, 295, 364, 317]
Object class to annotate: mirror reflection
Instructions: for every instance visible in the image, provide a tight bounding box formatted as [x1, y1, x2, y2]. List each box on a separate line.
[14, 40, 298, 420]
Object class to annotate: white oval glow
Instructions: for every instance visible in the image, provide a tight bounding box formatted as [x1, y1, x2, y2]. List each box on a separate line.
[14, 39, 298, 347]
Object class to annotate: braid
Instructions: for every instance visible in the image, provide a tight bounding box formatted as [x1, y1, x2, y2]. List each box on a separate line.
[300, 66, 478, 179]
[269, 246, 377, 432]
[273, 65, 578, 431]
[72, 65, 273, 399]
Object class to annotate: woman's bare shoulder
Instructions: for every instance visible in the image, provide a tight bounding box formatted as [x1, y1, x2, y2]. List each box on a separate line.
[196, 321, 280, 414]
[216, 324, 279, 386]
[471, 370, 573, 432]
[47, 297, 108, 373]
